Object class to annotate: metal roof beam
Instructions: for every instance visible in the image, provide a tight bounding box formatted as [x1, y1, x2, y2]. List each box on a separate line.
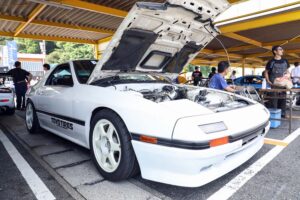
[98, 36, 113, 44]
[50, 0, 127, 18]
[32, 20, 114, 34]
[0, 31, 97, 44]
[199, 48, 263, 62]
[0, 14, 113, 35]
[248, 50, 300, 58]
[222, 32, 299, 59]
[214, 38, 300, 54]
[215, 1, 300, 25]
[227, 0, 246, 4]
[14, 4, 47, 36]
[222, 32, 263, 47]
[218, 9, 300, 33]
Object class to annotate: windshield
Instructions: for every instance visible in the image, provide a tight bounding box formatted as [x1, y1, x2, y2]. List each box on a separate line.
[90, 73, 171, 87]
[73, 60, 97, 84]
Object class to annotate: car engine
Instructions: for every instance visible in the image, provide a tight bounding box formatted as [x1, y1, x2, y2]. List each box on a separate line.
[118, 84, 252, 112]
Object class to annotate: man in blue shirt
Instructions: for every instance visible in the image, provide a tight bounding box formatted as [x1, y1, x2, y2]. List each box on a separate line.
[209, 61, 236, 92]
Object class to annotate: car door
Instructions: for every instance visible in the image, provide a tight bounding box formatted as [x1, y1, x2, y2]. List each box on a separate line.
[36, 63, 75, 136]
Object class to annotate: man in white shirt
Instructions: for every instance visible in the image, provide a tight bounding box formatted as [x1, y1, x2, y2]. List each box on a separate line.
[291, 62, 300, 106]
[291, 62, 300, 84]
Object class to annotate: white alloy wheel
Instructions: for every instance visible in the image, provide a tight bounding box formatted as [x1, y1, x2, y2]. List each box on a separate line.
[26, 103, 34, 130]
[92, 119, 121, 173]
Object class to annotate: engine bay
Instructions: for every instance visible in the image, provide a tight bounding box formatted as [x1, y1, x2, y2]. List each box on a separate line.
[109, 83, 253, 112]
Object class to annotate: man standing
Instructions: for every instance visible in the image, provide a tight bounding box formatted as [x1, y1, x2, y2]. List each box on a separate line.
[230, 70, 237, 80]
[264, 45, 290, 117]
[192, 66, 202, 86]
[209, 61, 236, 92]
[7, 61, 32, 110]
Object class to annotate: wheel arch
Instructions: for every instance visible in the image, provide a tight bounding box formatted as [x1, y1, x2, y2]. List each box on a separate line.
[87, 107, 132, 146]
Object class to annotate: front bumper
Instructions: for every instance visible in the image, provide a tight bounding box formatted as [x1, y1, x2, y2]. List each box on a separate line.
[132, 122, 270, 187]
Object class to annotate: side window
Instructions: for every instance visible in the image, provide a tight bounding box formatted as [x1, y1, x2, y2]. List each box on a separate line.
[73, 60, 97, 84]
[46, 64, 74, 86]
[241, 78, 246, 84]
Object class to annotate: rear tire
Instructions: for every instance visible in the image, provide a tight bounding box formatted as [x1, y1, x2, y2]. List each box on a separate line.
[25, 101, 40, 134]
[90, 109, 139, 181]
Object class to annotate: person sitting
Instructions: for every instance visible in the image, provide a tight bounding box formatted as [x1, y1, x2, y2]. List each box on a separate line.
[209, 61, 236, 92]
[291, 62, 300, 85]
[208, 67, 216, 79]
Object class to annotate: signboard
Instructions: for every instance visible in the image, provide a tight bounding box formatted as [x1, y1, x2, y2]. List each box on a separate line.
[1, 45, 9, 67]
[6, 40, 17, 68]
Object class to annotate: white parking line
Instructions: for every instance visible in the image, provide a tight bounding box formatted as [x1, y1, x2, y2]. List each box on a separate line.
[0, 130, 56, 200]
[207, 128, 300, 200]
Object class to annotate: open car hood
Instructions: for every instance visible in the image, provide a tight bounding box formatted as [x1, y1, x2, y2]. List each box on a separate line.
[88, 0, 230, 83]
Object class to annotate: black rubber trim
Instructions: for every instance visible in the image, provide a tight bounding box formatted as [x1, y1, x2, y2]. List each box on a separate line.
[102, 29, 158, 71]
[131, 121, 269, 150]
[131, 133, 210, 150]
[229, 121, 269, 143]
[36, 110, 85, 126]
[164, 41, 203, 73]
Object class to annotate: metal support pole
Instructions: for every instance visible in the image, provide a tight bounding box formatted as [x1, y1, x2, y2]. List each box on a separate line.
[289, 91, 292, 134]
[94, 44, 99, 59]
[242, 58, 245, 76]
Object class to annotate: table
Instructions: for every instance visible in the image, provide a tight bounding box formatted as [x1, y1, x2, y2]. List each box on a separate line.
[259, 88, 300, 134]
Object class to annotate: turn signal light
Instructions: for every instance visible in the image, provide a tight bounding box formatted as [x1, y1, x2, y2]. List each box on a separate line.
[0, 99, 9, 102]
[140, 135, 158, 144]
[210, 136, 229, 147]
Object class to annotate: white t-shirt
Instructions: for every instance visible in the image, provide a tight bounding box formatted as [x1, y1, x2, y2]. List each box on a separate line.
[230, 75, 236, 80]
[291, 67, 300, 83]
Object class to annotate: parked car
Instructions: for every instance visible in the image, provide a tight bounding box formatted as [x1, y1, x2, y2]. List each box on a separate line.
[234, 75, 263, 89]
[0, 85, 15, 115]
[25, 0, 270, 187]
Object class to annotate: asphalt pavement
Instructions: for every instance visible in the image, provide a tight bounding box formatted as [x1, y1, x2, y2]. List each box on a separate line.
[0, 110, 299, 200]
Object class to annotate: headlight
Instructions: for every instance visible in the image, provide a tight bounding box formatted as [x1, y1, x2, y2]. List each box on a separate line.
[198, 122, 227, 134]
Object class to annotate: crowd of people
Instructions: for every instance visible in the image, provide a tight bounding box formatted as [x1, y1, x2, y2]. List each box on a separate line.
[189, 45, 300, 118]
[6, 62, 50, 110]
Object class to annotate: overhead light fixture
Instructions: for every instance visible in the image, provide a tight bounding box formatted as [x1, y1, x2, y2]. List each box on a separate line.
[27, 0, 73, 10]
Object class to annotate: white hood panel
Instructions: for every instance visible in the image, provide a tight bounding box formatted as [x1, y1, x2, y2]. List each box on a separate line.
[88, 0, 230, 84]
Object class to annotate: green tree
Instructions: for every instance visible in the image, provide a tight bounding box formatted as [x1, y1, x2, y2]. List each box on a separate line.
[46, 42, 94, 64]
[0, 36, 13, 45]
[15, 38, 41, 54]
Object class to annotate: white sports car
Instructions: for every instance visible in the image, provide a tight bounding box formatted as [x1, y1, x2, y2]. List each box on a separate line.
[0, 85, 15, 114]
[26, 0, 270, 187]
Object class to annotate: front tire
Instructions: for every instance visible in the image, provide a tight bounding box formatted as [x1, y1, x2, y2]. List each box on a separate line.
[90, 109, 139, 181]
[25, 101, 40, 134]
